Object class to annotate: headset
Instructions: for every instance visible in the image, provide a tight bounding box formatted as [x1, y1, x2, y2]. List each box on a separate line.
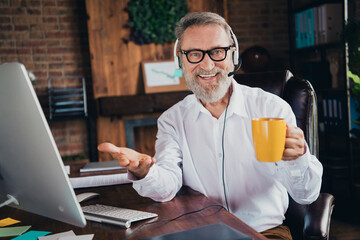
[174, 27, 241, 77]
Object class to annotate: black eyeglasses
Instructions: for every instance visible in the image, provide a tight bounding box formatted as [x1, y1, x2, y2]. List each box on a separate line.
[180, 46, 232, 64]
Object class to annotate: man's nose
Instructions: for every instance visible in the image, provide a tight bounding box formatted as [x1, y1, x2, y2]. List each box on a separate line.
[199, 53, 215, 71]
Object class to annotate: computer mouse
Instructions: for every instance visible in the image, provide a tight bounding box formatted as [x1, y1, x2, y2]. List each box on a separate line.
[76, 192, 100, 203]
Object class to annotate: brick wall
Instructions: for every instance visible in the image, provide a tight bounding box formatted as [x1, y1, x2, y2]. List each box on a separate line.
[0, 0, 92, 159]
[227, 0, 290, 71]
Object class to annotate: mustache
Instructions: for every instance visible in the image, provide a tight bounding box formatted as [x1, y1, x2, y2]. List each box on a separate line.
[194, 67, 225, 76]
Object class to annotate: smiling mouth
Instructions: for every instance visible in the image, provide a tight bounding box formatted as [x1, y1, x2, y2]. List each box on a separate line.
[198, 73, 217, 79]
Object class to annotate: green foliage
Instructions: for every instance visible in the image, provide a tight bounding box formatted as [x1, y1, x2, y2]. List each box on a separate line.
[127, 0, 188, 45]
[343, 20, 360, 112]
[349, 70, 360, 107]
[343, 19, 360, 75]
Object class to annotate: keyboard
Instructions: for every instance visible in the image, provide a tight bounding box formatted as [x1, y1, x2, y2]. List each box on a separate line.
[82, 204, 158, 228]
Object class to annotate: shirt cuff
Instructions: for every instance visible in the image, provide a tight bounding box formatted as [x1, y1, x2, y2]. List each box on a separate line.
[277, 142, 310, 177]
[128, 165, 157, 184]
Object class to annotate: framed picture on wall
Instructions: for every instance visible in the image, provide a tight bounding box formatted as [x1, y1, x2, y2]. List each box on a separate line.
[142, 60, 188, 94]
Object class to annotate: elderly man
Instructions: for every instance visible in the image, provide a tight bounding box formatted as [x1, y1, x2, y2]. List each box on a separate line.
[99, 12, 323, 240]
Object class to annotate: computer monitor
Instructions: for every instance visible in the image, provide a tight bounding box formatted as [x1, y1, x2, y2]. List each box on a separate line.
[0, 62, 86, 227]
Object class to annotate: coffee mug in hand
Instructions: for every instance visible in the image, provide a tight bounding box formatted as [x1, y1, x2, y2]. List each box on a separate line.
[252, 118, 286, 162]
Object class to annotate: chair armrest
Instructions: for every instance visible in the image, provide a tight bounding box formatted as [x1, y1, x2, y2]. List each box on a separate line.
[303, 193, 335, 240]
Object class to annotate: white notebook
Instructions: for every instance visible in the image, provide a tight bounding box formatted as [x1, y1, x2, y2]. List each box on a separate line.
[70, 173, 131, 189]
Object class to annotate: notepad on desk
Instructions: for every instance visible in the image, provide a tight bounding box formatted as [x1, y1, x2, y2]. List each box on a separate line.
[80, 160, 124, 173]
[69, 173, 131, 189]
[141, 222, 253, 240]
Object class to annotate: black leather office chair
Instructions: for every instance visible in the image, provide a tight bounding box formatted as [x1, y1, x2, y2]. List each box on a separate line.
[233, 70, 335, 240]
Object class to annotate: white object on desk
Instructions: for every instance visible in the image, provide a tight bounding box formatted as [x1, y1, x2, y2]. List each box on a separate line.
[38, 230, 76, 240]
[82, 204, 158, 228]
[59, 234, 94, 240]
[80, 160, 124, 173]
[70, 173, 131, 189]
[64, 165, 70, 175]
[38, 231, 94, 240]
[76, 192, 100, 203]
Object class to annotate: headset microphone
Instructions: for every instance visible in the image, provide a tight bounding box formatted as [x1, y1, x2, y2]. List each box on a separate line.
[228, 57, 242, 77]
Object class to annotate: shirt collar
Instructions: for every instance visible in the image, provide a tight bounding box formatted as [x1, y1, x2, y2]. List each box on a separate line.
[192, 97, 210, 122]
[192, 78, 249, 122]
[226, 78, 249, 118]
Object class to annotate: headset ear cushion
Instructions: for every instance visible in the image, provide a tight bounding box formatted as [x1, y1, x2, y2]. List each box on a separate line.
[177, 55, 182, 69]
[232, 50, 239, 66]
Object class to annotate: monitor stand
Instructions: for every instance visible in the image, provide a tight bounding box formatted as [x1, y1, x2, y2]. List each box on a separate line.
[0, 194, 19, 208]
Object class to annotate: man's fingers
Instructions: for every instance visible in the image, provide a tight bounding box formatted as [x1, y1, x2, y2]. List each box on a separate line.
[286, 125, 304, 139]
[282, 125, 306, 161]
[97, 142, 156, 172]
[98, 143, 137, 159]
[98, 142, 131, 166]
[127, 157, 155, 178]
[129, 156, 150, 168]
[98, 142, 120, 154]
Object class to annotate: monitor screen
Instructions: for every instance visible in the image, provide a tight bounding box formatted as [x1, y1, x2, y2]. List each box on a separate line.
[0, 62, 86, 227]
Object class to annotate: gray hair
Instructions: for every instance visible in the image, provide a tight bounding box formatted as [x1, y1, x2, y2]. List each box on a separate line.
[174, 12, 234, 47]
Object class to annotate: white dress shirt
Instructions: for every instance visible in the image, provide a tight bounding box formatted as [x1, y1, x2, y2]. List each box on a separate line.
[130, 79, 323, 232]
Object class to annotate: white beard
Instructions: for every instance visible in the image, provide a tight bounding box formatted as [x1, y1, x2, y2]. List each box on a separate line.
[184, 67, 231, 103]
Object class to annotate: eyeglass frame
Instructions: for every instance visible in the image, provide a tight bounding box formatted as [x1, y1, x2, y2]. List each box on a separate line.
[180, 45, 233, 64]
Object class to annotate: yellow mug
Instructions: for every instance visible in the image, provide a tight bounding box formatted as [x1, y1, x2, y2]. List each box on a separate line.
[252, 118, 286, 162]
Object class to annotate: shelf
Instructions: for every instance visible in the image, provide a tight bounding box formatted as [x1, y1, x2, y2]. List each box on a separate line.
[291, 0, 342, 13]
[288, 0, 345, 70]
[294, 42, 343, 53]
[98, 91, 191, 116]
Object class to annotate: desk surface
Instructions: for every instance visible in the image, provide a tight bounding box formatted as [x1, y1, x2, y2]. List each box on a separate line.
[1, 167, 267, 240]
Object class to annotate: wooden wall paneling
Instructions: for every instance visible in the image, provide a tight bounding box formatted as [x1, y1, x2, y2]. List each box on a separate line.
[98, 91, 191, 116]
[134, 125, 157, 156]
[126, 41, 143, 93]
[86, 0, 226, 160]
[86, 0, 104, 97]
[85, 8, 107, 96]
[100, 0, 136, 97]
[187, 0, 227, 20]
[96, 116, 126, 162]
[92, 32, 107, 95]
[85, 0, 101, 30]
[123, 113, 161, 156]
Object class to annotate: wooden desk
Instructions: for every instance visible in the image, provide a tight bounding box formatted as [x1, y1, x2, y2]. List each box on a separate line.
[1, 170, 267, 240]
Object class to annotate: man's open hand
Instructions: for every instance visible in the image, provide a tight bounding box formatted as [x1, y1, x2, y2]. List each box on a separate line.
[98, 142, 156, 179]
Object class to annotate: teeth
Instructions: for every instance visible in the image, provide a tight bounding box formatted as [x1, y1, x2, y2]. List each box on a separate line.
[199, 74, 216, 78]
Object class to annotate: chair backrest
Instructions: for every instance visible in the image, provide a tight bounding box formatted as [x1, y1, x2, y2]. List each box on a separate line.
[233, 70, 319, 239]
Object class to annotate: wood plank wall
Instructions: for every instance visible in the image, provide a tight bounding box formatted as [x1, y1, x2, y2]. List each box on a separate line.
[85, 0, 226, 160]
